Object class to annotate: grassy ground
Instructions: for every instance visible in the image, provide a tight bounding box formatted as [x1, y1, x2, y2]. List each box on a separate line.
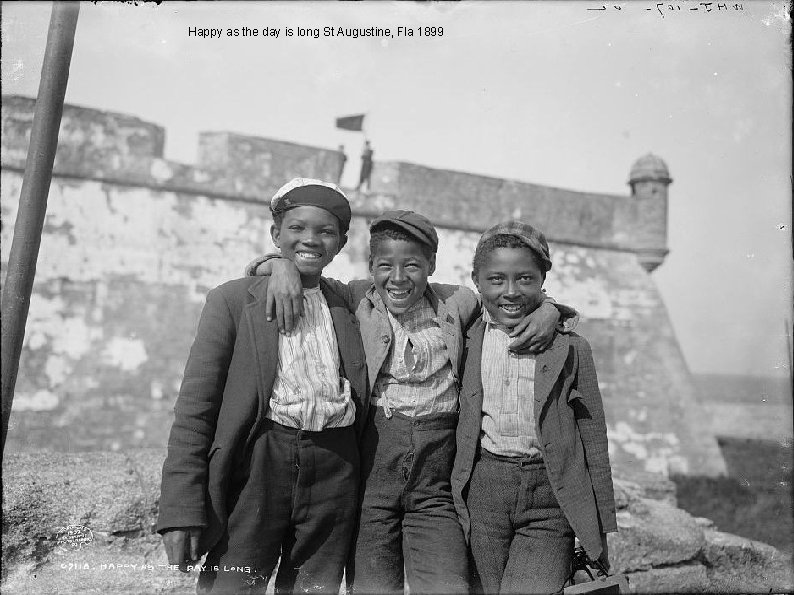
[672, 436, 793, 554]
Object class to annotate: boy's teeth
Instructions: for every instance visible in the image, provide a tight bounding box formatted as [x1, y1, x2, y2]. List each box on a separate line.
[500, 304, 521, 312]
[297, 252, 320, 259]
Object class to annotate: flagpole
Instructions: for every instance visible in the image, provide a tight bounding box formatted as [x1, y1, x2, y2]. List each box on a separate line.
[1, 2, 80, 456]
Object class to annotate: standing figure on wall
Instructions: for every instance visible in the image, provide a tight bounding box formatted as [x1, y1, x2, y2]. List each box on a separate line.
[336, 144, 347, 184]
[358, 140, 373, 192]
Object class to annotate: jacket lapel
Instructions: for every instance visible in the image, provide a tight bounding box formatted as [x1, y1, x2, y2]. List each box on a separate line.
[534, 332, 571, 409]
[363, 286, 392, 393]
[245, 278, 281, 430]
[454, 317, 486, 494]
[320, 278, 359, 370]
[431, 288, 462, 382]
[461, 318, 486, 411]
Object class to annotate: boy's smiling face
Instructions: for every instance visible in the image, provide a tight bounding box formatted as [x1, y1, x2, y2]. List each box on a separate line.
[271, 205, 343, 287]
[370, 238, 435, 315]
[472, 246, 545, 328]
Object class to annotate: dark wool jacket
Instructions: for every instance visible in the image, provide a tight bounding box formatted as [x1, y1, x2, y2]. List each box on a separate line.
[451, 320, 617, 560]
[156, 276, 369, 554]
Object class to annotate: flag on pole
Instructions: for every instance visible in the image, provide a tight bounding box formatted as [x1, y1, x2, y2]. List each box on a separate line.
[336, 114, 365, 132]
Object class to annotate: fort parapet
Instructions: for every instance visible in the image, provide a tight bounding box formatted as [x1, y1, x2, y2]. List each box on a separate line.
[0, 94, 724, 475]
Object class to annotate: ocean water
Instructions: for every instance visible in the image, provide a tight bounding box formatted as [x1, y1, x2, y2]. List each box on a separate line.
[694, 373, 793, 442]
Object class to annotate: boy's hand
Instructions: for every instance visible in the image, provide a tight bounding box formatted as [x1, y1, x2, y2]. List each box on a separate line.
[265, 259, 303, 333]
[508, 301, 560, 353]
[162, 527, 202, 572]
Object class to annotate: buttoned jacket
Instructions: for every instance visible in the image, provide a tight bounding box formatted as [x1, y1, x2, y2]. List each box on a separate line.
[451, 319, 617, 560]
[156, 276, 368, 554]
[322, 279, 481, 396]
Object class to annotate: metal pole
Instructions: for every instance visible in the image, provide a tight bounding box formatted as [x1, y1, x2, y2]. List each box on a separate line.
[1, 2, 80, 456]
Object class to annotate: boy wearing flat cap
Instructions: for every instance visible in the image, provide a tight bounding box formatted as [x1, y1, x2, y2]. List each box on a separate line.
[452, 221, 616, 594]
[247, 210, 577, 594]
[157, 178, 369, 594]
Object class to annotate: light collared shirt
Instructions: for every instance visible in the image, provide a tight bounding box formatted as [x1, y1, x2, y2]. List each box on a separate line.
[266, 287, 356, 431]
[374, 296, 458, 418]
[480, 310, 543, 458]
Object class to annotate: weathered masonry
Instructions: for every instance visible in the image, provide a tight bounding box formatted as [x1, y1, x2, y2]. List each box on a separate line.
[0, 95, 725, 475]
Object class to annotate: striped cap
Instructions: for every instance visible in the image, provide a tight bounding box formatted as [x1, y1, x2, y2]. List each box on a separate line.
[477, 220, 552, 272]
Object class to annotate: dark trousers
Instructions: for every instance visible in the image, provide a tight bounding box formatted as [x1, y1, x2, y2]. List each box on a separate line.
[350, 408, 469, 594]
[467, 450, 574, 595]
[198, 419, 359, 595]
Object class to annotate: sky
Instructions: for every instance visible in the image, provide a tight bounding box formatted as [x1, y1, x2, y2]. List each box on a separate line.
[1, 1, 791, 378]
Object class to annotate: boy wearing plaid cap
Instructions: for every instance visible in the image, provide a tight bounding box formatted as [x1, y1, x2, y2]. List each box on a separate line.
[452, 220, 617, 594]
[157, 178, 369, 594]
[247, 211, 576, 594]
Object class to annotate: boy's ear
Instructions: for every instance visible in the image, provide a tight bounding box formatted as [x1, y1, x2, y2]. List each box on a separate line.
[270, 224, 280, 248]
[471, 270, 481, 291]
[428, 254, 436, 276]
[337, 234, 348, 252]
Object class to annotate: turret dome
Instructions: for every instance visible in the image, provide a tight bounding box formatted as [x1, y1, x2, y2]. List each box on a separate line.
[629, 153, 672, 184]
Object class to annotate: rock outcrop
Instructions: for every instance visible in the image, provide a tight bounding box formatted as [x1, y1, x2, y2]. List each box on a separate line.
[2, 451, 791, 593]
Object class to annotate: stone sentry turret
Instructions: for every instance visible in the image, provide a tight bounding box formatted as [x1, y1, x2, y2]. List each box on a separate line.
[628, 153, 673, 273]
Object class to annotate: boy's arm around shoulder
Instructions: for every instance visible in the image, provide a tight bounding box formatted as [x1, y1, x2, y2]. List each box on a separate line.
[323, 277, 371, 313]
[247, 254, 367, 330]
[157, 284, 238, 535]
[543, 292, 580, 333]
[570, 334, 617, 534]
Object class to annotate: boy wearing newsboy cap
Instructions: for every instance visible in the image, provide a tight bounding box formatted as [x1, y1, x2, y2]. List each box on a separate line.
[157, 179, 369, 594]
[452, 220, 616, 594]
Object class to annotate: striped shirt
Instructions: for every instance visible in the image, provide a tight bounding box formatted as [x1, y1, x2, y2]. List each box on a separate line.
[266, 287, 355, 431]
[374, 297, 458, 418]
[480, 311, 543, 458]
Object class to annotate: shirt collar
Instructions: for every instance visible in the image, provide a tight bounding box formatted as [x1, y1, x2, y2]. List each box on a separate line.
[482, 308, 512, 335]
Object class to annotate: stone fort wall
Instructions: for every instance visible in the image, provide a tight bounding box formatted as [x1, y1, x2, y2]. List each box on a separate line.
[0, 94, 725, 475]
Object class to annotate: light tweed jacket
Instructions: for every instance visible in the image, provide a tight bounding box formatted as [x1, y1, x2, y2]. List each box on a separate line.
[451, 320, 617, 561]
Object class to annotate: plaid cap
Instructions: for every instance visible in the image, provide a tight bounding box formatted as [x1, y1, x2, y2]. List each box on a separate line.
[369, 210, 439, 253]
[478, 220, 552, 271]
[270, 178, 352, 233]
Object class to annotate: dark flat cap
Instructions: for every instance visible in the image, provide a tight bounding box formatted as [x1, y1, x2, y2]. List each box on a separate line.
[369, 210, 439, 253]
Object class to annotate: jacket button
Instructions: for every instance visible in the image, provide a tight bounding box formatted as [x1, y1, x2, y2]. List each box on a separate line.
[382, 335, 390, 343]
